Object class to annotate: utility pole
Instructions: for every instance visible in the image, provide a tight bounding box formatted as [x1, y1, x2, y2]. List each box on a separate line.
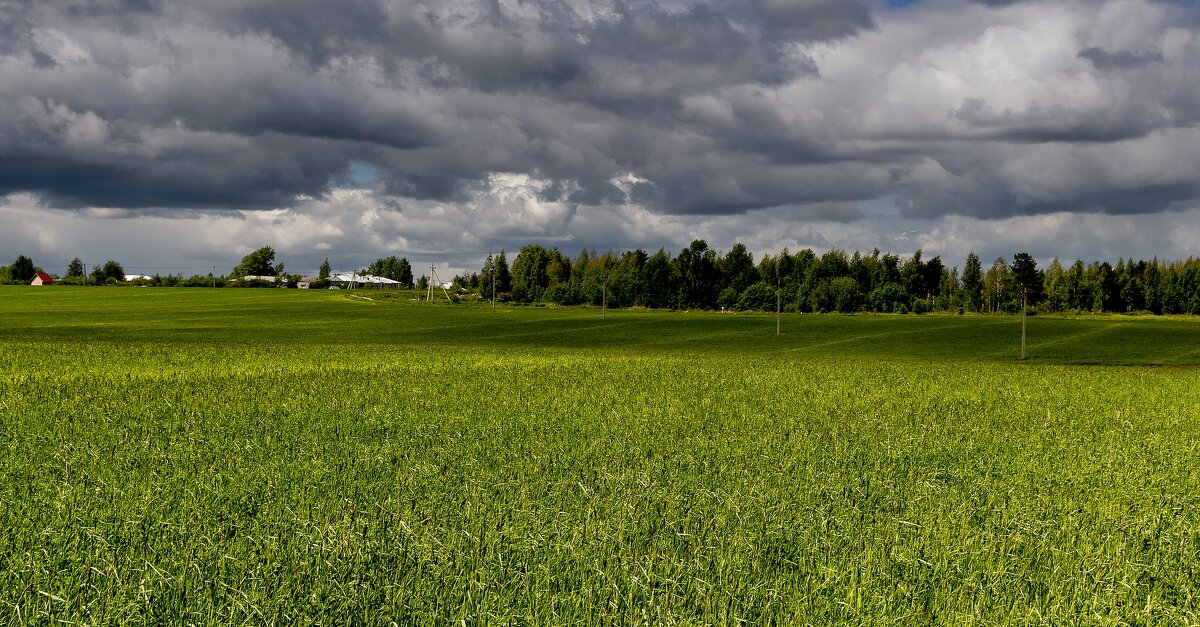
[1021, 292, 1027, 360]
[428, 264, 435, 301]
[491, 253, 496, 309]
[428, 265, 452, 301]
[212, 265, 217, 288]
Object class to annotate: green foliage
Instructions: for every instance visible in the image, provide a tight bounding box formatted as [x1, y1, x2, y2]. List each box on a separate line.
[477, 251, 514, 302]
[867, 282, 907, 313]
[962, 252, 983, 312]
[90, 259, 125, 285]
[66, 257, 85, 278]
[10, 255, 35, 283]
[1, 289, 1199, 623]
[676, 239, 720, 309]
[719, 242, 758, 294]
[736, 281, 776, 311]
[319, 257, 331, 281]
[481, 242, 1200, 315]
[717, 286, 740, 310]
[641, 248, 677, 309]
[612, 250, 647, 307]
[232, 245, 276, 278]
[510, 244, 556, 302]
[495, 250, 511, 295]
[1010, 252, 1041, 305]
[365, 255, 414, 287]
[829, 276, 863, 313]
[984, 257, 1013, 313]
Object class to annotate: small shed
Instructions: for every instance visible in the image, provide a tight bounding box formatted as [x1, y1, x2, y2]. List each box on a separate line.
[31, 272, 54, 286]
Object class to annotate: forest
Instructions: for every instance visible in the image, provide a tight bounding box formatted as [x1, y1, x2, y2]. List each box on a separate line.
[456, 241, 1200, 315]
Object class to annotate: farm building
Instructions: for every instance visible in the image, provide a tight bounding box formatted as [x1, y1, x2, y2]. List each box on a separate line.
[30, 272, 53, 286]
[329, 273, 402, 289]
[124, 274, 153, 282]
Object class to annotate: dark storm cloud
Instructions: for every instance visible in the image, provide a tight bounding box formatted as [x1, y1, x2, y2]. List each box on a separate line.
[0, 0, 850, 211]
[0, 126, 352, 210]
[2, 0, 1200, 223]
[950, 97, 1168, 143]
[1077, 46, 1165, 71]
[895, 126, 1200, 220]
[901, 176, 1200, 221]
[749, 0, 874, 41]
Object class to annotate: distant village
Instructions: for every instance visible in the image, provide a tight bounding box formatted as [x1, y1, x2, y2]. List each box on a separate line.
[0, 247, 428, 292]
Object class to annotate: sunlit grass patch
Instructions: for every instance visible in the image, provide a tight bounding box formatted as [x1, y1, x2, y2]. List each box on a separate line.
[2, 287, 1199, 623]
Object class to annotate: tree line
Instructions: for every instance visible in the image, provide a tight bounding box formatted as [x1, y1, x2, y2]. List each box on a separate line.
[451, 241, 1200, 315]
[7, 242, 1200, 315]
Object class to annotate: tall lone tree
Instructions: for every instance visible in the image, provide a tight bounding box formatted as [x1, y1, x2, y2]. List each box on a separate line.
[11, 255, 35, 283]
[66, 257, 85, 278]
[1010, 252, 1040, 360]
[319, 258, 331, 281]
[232, 246, 277, 278]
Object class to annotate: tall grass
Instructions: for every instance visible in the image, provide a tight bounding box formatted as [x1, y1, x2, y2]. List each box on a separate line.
[2, 287, 1199, 624]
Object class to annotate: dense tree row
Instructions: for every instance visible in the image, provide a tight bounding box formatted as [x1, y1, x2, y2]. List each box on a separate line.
[458, 242, 1200, 315]
[8, 243, 1200, 315]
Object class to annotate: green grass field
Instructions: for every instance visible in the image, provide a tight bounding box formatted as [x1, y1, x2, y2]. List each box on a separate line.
[3, 286, 1200, 624]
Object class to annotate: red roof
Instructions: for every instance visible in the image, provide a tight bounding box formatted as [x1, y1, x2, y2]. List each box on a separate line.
[33, 272, 54, 284]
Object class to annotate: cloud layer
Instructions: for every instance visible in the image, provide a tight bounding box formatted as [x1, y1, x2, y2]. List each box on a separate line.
[1, 0, 1199, 272]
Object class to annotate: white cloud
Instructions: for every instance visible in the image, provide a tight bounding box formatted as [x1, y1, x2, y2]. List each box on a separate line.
[2, 0, 1199, 275]
[4, 185, 1199, 280]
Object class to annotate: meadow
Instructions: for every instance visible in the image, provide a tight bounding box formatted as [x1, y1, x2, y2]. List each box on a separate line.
[2, 286, 1200, 625]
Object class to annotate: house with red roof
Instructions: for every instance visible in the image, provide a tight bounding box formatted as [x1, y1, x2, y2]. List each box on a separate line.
[31, 272, 54, 286]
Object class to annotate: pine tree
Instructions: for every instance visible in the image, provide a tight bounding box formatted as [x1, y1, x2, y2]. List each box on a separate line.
[66, 258, 85, 278]
[495, 250, 511, 295]
[1010, 252, 1039, 360]
[962, 252, 983, 312]
[479, 254, 496, 300]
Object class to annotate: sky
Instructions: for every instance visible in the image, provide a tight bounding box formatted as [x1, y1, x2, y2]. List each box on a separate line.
[2, 0, 1199, 278]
